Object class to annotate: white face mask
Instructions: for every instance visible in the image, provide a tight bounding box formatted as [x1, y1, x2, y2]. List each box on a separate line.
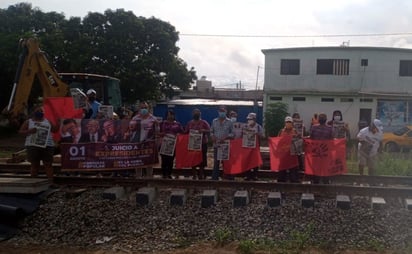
[248, 119, 255, 125]
[334, 116, 341, 121]
[230, 117, 237, 123]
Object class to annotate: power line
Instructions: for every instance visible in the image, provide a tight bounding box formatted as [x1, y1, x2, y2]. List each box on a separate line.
[180, 32, 412, 38]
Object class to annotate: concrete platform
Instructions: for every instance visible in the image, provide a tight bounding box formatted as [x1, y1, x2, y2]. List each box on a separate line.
[267, 192, 282, 208]
[0, 177, 50, 194]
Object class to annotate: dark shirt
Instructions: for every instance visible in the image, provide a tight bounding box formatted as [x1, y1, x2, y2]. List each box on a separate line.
[310, 124, 333, 140]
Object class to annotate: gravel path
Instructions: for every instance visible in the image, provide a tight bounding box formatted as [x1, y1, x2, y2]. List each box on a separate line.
[4, 188, 412, 253]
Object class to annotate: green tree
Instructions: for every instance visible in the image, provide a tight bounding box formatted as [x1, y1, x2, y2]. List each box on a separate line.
[0, 3, 197, 110]
[264, 102, 289, 137]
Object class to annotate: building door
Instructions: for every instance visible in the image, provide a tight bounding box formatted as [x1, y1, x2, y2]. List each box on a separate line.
[358, 108, 372, 131]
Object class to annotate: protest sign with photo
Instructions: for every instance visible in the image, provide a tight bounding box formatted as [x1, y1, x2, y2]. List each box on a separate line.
[332, 121, 346, 138]
[188, 130, 202, 151]
[70, 88, 87, 109]
[217, 140, 230, 160]
[242, 128, 256, 148]
[28, 123, 51, 148]
[98, 105, 114, 119]
[160, 134, 177, 156]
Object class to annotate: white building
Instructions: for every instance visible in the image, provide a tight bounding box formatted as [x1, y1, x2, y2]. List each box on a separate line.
[262, 46, 412, 137]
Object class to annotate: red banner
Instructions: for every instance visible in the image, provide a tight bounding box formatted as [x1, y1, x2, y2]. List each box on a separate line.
[223, 138, 262, 175]
[174, 134, 203, 168]
[304, 138, 347, 176]
[43, 97, 83, 141]
[268, 136, 299, 171]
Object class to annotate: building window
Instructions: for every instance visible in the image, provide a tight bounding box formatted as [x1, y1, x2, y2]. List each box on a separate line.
[321, 98, 334, 102]
[293, 97, 306, 101]
[280, 59, 300, 75]
[317, 59, 349, 75]
[399, 60, 412, 76]
[269, 96, 282, 101]
[340, 98, 354, 102]
[361, 59, 368, 66]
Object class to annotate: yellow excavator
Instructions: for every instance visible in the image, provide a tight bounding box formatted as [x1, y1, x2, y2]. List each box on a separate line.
[4, 37, 122, 127]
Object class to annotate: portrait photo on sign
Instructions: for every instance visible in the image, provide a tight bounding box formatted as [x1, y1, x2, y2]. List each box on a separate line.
[188, 130, 202, 151]
[160, 134, 177, 156]
[29, 123, 51, 148]
[217, 140, 230, 160]
[242, 128, 256, 148]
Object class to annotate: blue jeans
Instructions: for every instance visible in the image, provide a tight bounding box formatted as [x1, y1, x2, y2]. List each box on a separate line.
[212, 147, 221, 180]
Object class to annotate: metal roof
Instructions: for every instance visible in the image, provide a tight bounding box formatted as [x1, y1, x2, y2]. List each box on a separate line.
[156, 99, 263, 107]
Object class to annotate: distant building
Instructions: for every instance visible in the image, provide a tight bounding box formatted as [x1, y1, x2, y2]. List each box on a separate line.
[262, 46, 412, 137]
[153, 99, 262, 127]
[179, 76, 263, 101]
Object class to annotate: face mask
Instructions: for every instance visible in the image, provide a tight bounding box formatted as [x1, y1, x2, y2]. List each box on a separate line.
[230, 117, 237, 123]
[140, 108, 148, 115]
[34, 111, 44, 119]
[193, 114, 200, 120]
[218, 112, 226, 118]
[319, 118, 327, 124]
[248, 120, 255, 125]
[334, 116, 341, 121]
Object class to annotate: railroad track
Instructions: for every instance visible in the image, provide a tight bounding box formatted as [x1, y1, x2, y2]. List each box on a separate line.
[43, 175, 412, 198]
[1, 161, 412, 187]
[2, 161, 412, 199]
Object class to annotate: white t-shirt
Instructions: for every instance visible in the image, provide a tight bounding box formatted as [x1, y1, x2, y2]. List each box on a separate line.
[357, 127, 382, 156]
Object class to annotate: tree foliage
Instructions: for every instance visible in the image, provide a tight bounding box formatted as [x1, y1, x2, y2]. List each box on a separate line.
[264, 102, 289, 137]
[0, 3, 197, 110]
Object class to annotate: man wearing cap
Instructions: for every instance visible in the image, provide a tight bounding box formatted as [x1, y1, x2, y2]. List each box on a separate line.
[277, 116, 300, 182]
[85, 89, 101, 119]
[357, 119, 383, 176]
[243, 112, 263, 181]
[210, 105, 234, 180]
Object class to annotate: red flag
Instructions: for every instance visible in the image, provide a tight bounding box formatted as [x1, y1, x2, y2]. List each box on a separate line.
[268, 136, 299, 171]
[43, 97, 83, 141]
[304, 138, 347, 176]
[223, 138, 262, 175]
[175, 134, 203, 168]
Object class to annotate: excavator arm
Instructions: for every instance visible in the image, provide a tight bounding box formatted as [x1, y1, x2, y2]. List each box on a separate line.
[6, 38, 69, 125]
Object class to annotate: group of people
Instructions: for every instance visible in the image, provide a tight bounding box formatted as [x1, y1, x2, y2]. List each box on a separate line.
[20, 88, 384, 184]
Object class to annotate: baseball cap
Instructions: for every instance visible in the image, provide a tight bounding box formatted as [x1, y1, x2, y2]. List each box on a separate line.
[247, 113, 256, 120]
[285, 116, 293, 122]
[86, 89, 96, 95]
[373, 119, 383, 132]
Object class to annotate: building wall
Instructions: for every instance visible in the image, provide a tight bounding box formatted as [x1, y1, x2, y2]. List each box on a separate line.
[263, 47, 412, 94]
[262, 46, 412, 137]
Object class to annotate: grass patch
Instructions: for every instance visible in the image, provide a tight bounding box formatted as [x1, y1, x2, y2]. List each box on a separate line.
[213, 227, 234, 247]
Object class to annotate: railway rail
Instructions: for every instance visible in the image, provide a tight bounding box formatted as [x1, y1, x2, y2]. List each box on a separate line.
[1, 161, 412, 187]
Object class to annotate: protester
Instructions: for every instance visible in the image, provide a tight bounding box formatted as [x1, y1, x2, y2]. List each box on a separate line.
[291, 112, 305, 174]
[277, 116, 300, 182]
[357, 119, 383, 176]
[243, 112, 263, 181]
[85, 89, 101, 119]
[79, 119, 100, 143]
[132, 101, 159, 177]
[185, 108, 210, 179]
[310, 113, 319, 132]
[309, 113, 333, 184]
[19, 106, 59, 183]
[210, 105, 234, 180]
[229, 110, 243, 139]
[327, 110, 350, 139]
[159, 110, 184, 179]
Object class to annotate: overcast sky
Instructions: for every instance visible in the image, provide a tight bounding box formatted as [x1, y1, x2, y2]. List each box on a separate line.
[2, 0, 412, 90]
